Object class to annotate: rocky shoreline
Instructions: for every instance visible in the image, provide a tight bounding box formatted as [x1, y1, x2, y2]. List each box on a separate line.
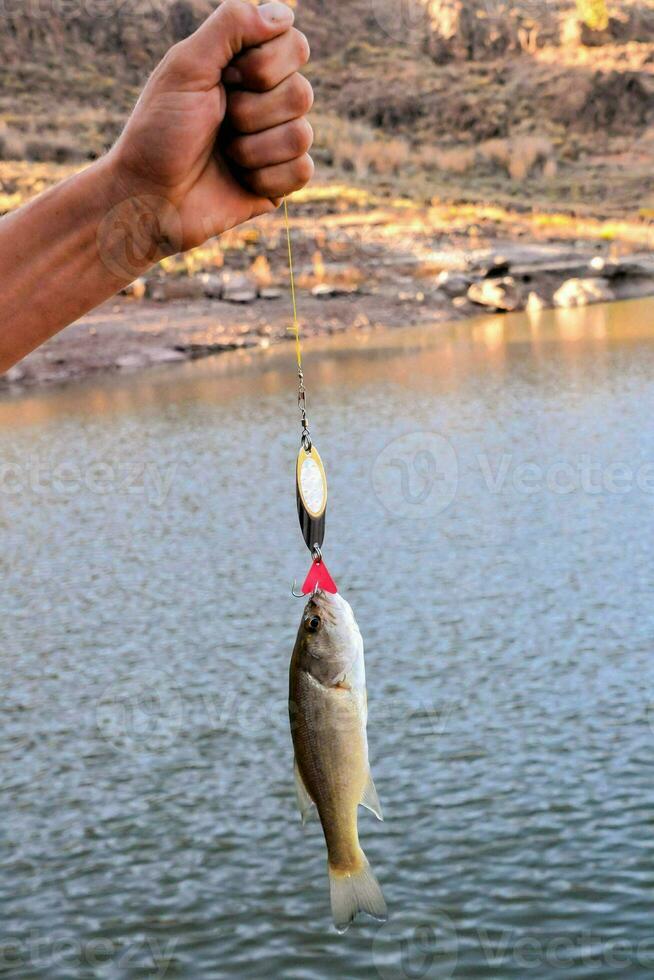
[3, 204, 654, 392]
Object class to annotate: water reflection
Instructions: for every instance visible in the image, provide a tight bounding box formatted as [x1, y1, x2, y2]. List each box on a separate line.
[3, 297, 651, 430]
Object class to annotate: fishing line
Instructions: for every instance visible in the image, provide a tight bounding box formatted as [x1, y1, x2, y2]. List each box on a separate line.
[283, 194, 336, 596]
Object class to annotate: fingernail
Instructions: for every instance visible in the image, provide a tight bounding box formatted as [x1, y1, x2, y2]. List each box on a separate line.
[259, 2, 294, 26]
[223, 65, 242, 84]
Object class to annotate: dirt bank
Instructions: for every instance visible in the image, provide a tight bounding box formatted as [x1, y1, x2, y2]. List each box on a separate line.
[3, 184, 653, 391]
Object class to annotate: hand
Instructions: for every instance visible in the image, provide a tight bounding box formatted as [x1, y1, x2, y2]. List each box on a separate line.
[107, 0, 314, 253]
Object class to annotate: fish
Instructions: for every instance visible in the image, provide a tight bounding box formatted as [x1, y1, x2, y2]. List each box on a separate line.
[289, 588, 387, 932]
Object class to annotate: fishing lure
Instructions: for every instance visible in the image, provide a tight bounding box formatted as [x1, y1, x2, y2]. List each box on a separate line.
[284, 197, 337, 596]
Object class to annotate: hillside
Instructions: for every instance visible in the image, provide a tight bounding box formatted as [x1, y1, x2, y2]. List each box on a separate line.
[1, 0, 653, 220]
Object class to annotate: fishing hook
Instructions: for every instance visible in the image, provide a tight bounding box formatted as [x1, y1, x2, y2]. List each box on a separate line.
[290, 580, 323, 599]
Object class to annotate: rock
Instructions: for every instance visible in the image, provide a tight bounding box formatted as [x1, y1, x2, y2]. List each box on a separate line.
[512, 259, 595, 281]
[224, 288, 257, 304]
[231, 336, 259, 349]
[482, 256, 511, 279]
[259, 286, 282, 300]
[311, 283, 358, 298]
[148, 277, 205, 302]
[526, 291, 548, 312]
[4, 366, 25, 383]
[121, 277, 146, 300]
[467, 276, 522, 312]
[590, 255, 654, 280]
[312, 283, 336, 298]
[147, 348, 188, 364]
[223, 273, 257, 303]
[421, 249, 468, 271]
[435, 270, 470, 297]
[606, 278, 654, 302]
[115, 354, 148, 370]
[174, 342, 238, 358]
[200, 273, 224, 299]
[553, 277, 614, 308]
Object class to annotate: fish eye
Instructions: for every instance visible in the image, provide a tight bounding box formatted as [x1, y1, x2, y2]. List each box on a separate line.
[306, 615, 321, 632]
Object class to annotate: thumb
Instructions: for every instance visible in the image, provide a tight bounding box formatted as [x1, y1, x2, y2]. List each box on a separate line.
[184, 0, 295, 77]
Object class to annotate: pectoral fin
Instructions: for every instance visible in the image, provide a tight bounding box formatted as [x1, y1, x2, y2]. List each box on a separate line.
[294, 758, 316, 824]
[360, 771, 383, 821]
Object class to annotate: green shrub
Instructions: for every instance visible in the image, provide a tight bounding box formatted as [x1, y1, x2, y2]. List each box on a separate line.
[575, 0, 609, 31]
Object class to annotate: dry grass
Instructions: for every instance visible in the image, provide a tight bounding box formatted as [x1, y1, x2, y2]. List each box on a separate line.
[478, 136, 556, 181]
[429, 146, 477, 176]
[313, 113, 410, 178]
[314, 113, 559, 187]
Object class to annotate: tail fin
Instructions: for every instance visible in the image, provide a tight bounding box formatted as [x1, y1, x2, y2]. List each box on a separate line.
[328, 852, 387, 933]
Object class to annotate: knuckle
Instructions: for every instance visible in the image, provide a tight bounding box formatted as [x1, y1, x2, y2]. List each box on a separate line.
[220, 0, 251, 26]
[290, 74, 313, 115]
[249, 170, 268, 196]
[227, 136, 248, 167]
[294, 30, 311, 65]
[289, 118, 313, 156]
[228, 92, 255, 132]
[219, 0, 259, 42]
[161, 40, 189, 74]
[294, 153, 315, 186]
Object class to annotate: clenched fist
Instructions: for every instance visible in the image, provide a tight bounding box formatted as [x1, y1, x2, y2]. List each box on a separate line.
[109, 0, 314, 252]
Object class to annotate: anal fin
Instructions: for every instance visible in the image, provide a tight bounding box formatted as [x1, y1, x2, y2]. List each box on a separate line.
[360, 771, 383, 821]
[294, 758, 316, 824]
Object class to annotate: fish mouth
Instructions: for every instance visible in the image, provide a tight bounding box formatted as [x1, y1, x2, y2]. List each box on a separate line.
[306, 587, 330, 607]
[304, 588, 339, 619]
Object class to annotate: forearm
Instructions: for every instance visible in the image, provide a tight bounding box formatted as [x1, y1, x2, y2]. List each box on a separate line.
[0, 154, 158, 372]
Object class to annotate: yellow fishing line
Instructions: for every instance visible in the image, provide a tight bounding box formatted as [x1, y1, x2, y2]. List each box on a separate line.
[283, 195, 302, 372]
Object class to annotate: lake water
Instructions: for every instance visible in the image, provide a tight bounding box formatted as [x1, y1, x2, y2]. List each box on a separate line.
[2, 298, 654, 979]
